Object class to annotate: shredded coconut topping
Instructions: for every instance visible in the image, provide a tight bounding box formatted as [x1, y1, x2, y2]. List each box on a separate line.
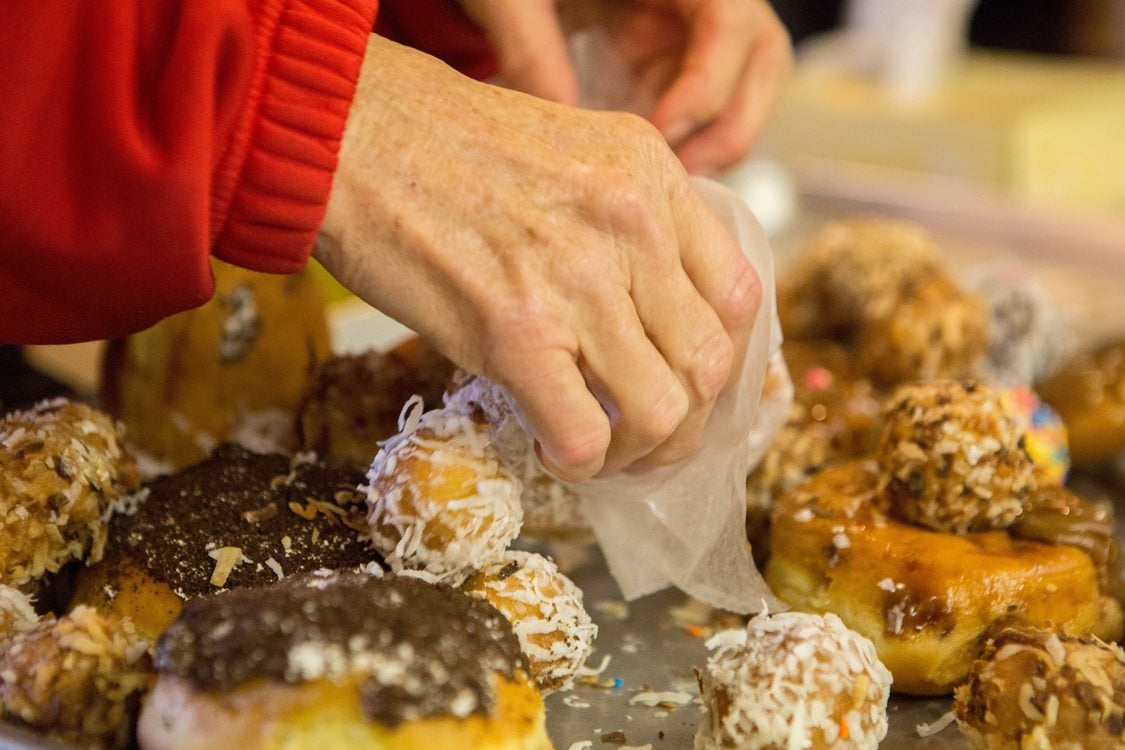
[464, 550, 597, 693]
[695, 611, 892, 750]
[364, 404, 523, 585]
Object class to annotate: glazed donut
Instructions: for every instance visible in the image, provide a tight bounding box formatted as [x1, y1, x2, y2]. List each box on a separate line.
[101, 259, 331, 472]
[138, 572, 551, 750]
[297, 336, 457, 473]
[694, 611, 892, 750]
[878, 380, 1035, 534]
[70, 443, 374, 642]
[0, 398, 139, 587]
[445, 375, 591, 542]
[463, 551, 597, 692]
[1038, 337, 1125, 467]
[0, 605, 153, 749]
[364, 400, 523, 585]
[954, 627, 1125, 749]
[766, 459, 1123, 695]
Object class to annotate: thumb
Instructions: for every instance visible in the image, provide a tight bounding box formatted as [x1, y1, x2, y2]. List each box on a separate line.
[462, 0, 579, 105]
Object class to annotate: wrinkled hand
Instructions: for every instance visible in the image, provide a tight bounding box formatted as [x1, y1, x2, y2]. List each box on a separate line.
[316, 36, 761, 482]
[458, 0, 792, 174]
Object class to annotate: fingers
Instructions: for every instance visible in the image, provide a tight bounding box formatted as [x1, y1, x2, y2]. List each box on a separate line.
[495, 342, 612, 482]
[461, 0, 580, 105]
[651, 0, 792, 172]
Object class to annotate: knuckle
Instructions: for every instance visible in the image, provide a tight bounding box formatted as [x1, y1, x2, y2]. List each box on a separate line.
[722, 259, 763, 328]
[548, 423, 610, 480]
[637, 380, 690, 445]
[687, 328, 734, 401]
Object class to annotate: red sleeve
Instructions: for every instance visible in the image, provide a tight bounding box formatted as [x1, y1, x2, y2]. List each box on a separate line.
[0, 1, 379, 345]
[375, 0, 497, 81]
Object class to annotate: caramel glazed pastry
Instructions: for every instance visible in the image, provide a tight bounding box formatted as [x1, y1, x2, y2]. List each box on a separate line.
[71, 443, 375, 642]
[767, 380, 1124, 695]
[1039, 337, 1125, 468]
[139, 571, 552, 750]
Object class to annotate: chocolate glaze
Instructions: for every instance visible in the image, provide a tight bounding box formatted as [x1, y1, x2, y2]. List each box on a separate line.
[104, 444, 375, 598]
[155, 573, 527, 727]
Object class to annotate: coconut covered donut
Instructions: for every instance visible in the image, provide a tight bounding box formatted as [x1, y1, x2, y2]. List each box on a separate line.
[954, 627, 1125, 749]
[70, 443, 373, 642]
[446, 375, 591, 542]
[0, 605, 153, 749]
[0, 398, 139, 587]
[138, 572, 551, 750]
[364, 400, 523, 585]
[694, 611, 892, 750]
[463, 550, 597, 692]
[878, 380, 1036, 533]
[297, 336, 458, 473]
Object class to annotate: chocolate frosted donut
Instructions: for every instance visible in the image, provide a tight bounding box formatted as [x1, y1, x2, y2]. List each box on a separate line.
[71, 444, 375, 641]
[0, 398, 139, 586]
[139, 572, 551, 750]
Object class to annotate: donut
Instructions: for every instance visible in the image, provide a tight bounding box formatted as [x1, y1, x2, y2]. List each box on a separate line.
[694, 611, 892, 750]
[767, 456, 1123, 695]
[954, 627, 1125, 749]
[445, 375, 591, 542]
[778, 217, 989, 386]
[746, 340, 883, 548]
[463, 550, 597, 692]
[0, 398, 139, 587]
[998, 384, 1070, 485]
[0, 605, 153, 749]
[855, 275, 988, 386]
[878, 380, 1035, 534]
[778, 216, 945, 341]
[70, 443, 374, 642]
[297, 336, 457, 473]
[364, 400, 523, 585]
[967, 262, 1069, 384]
[101, 259, 332, 471]
[1038, 338, 1125, 467]
[138, 572, 551, 750]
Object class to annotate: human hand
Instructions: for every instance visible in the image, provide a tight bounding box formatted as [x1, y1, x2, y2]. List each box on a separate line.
[458, 0, 792, 174]
[316, 36, 761, 481]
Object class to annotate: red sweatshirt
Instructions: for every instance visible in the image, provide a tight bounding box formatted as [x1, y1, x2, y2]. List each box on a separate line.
[0, 0, 493, 346]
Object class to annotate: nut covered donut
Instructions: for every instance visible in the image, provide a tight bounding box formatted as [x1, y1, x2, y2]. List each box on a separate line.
[138, 572, 552, 750]
[1038, 337, 1125, 467]
[954, 627, 1125, 749]
[0, 399, 139, 586]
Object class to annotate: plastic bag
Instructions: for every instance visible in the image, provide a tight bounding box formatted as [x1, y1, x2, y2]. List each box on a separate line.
[563, 177, 788, 613]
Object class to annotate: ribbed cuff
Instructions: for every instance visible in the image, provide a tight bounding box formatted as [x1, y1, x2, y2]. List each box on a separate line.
[211, 0, 379, 273]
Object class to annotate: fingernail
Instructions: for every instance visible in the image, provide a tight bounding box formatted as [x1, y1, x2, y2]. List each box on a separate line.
[662, 119, 694, 144]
